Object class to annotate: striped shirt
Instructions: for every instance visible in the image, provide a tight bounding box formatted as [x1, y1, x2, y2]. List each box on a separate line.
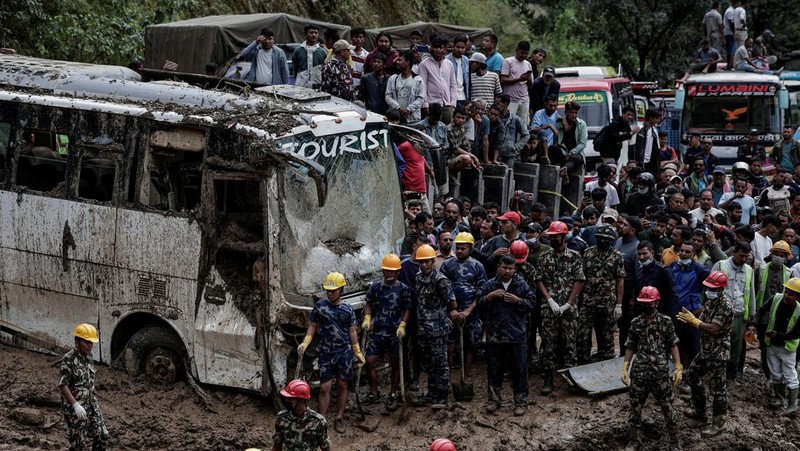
[470, 71, 502, 106]
[350, 48, 369, 87]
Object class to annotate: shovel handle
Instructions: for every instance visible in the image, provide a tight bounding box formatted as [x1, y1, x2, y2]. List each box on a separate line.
[398, 335, 405, 400]
[459, 323, 466, 384]
[295, 349, 304, 380]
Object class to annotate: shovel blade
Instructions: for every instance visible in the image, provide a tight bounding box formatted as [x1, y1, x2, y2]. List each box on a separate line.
[452, 382, 475, 402]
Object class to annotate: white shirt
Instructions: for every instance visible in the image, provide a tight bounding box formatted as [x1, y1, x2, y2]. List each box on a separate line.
[689, 206, 723, 223]
[642, 127, 659, 163]
[454, 57, 466, 101]
[585, 180, 620, 207]
[723, 6, 735, 35]
[752, 232, 773, 269]
[254, 47, 273, 85]
[734, 6, 746, 30]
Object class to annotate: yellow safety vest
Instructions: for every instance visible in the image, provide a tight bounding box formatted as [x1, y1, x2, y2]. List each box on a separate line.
[719, 259, 753, 320]
[765, 294, 800, 353]
[756, 264, 791, 310]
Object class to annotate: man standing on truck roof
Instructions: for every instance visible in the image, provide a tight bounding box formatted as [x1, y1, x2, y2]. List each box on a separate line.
[297, 272, 365, 433]
[292, 24, 327, 89]
[723, 1, 737, 69]
[704, 3, 725, 53]
[272, 379, 331, 451]
[500, 41, 533, 129]
[59, 323, 108, 451]
[232, 28, 289, 86]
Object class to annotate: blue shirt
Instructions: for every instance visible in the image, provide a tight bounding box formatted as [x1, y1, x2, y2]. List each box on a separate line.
[365, 279, 412, 332]
[440, 257, 488, 310]
[415, 269, 455, 337]
[309, 299, 356, 354]
[719, 192, 757, 225]
[531, 108, 560, 146]
[671, 261, 711, 315]
[485, 51, 504, 74]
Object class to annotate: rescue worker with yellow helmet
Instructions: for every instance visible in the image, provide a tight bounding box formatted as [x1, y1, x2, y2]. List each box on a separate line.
[362, 254, 412, 411]
[746, 277, 800, 416]
[297, 272, 364, 433]
[272, 379, 331, 451]
[439, 232, 487, 377]
[58, 323, 108, 450]
[753, 240, 793, 379]
[411, 244, 457, 409]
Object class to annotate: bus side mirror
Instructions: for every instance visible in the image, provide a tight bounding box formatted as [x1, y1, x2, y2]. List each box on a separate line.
[779, 88, 789, 110]
[674, 88, 685, 111]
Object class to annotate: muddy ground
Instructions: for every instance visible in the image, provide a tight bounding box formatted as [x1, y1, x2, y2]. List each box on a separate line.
[0, 342, 798, 450]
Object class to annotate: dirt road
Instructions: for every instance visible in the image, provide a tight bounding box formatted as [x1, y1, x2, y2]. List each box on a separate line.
[1, 342, 798, 450]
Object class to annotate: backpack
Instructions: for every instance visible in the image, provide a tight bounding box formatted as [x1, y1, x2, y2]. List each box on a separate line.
[593, 124, 613, 158]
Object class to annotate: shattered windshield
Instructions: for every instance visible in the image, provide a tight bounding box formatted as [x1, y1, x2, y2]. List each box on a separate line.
[275, 122, 404, 306]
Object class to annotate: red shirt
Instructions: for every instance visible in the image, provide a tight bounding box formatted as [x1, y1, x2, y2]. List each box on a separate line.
[398, 141, 426, 192]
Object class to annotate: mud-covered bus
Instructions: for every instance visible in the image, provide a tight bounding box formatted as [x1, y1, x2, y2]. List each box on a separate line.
[0, 55, 422, 396]
[674, 72, 789, 168]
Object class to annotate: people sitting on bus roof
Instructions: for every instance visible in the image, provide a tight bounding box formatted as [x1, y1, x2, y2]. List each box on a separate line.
[733, 38, 782, 75]
[677, 38, 721, 83]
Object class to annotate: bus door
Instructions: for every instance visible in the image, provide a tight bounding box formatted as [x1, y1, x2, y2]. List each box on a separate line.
[194, 171, 266, 392]
[0, 107, 119, 357]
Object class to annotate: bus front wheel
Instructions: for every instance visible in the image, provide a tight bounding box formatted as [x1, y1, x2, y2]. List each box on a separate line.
[123, 326, 186, 385]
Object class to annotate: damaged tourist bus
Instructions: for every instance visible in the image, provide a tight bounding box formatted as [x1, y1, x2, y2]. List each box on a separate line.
[0, 55, 422, 396]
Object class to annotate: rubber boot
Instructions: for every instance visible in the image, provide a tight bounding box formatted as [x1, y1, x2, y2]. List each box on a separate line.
[770, 383, 787, 409]
[684, 384, 708, 426]
[784, 388, 798, 417]
[623, 427, 641, 451]
[541, 371, 554, 396]
[701, 415, 726, 438]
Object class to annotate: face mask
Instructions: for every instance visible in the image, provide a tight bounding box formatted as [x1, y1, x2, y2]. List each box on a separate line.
[638, 187, 649, 195]
[678, 258, 692, 266]
[527, 238, 538, 246]
[566, 232, 573, 240]
[706, 290, 719, 300]
[640, 258, 654, 266]
[772, 256, 786, 267]
[642, 306, 656, 315]
[597, 240, 611, 249]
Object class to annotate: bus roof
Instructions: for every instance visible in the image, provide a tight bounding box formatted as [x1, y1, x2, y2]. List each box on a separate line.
[0, 55, 384, 137]
[685, 72, 781, 84]
[557, 78, 616, 92]
[554, 66, 618, 78]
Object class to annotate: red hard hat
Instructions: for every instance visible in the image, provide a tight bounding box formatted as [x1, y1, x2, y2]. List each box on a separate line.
[637, 286, 660, 303]
[280, 379, 311, 399]
[545, 221, 569, 236]
[703, 271, 728, 289]
[430, 438, 456, 451]
[509, 240, 529, 264]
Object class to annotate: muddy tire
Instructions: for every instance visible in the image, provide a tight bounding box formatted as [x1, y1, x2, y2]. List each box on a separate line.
[123, 326, 186, 385]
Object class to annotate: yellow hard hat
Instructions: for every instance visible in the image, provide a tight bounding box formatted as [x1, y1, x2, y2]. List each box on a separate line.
[381, 253, 402, 270]
[772, 240, 792, 254]
[73, 323, 99, 343]
[322, 272, 347, 290]
[784, 277, 800, 294]
[453, 232, 475, 245]
[415, 244, 436, 261]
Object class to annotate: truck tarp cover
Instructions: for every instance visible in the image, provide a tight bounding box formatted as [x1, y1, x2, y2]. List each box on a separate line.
[145, 15, 492, 74]
[144, 13, 350, 74]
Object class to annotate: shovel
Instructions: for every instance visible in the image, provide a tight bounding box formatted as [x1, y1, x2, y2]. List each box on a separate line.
[353, 332, 380, 432]
[452, 324, 475, 402]
[397, 335, 411, 425]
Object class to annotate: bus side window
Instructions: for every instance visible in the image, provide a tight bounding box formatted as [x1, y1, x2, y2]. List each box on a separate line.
[0, 122, 10, 183]
[77, 137, 122, 203]
[143, 128, 205, 212]
[15, 129, 68, 195]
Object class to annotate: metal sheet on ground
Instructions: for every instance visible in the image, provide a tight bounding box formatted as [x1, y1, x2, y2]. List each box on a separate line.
[560, 356, 676, 396]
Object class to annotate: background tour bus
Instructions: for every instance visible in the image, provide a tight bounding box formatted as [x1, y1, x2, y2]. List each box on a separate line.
[674, 72, 789, 171]
[0, 54, 424, 397]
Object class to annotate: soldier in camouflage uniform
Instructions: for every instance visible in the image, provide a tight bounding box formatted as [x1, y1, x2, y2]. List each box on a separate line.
[678, 271, 734, 438]
[274, 379, 331, 451]
[362, 254, 412, 410]
[412, 244, 457, 408]
[297, 272, 365, 433]
[477, 255, 537, 416]
[533, 221, 586, 394]
[579, 224, 626, 363]
[440, 232, 487, 377]
[58, 323, 107, 451]
[621, 287, 683, 451]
